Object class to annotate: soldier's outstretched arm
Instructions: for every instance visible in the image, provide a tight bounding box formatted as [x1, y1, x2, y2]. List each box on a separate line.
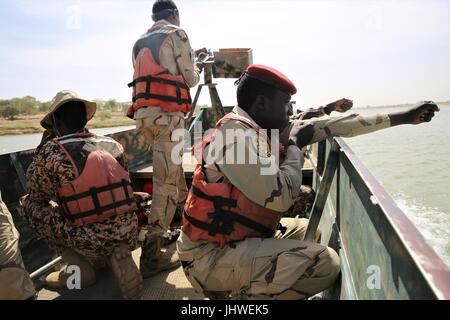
[282, 98, 353, 144]
[294, 98, 354, 120]
[290, 101, 439, 148]
[388, 101, 439, 126]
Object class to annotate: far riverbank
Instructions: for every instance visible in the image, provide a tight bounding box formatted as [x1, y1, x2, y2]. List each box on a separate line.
[0, 112, 134, 136]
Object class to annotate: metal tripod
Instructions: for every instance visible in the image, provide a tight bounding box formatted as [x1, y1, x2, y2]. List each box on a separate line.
[186, 56, 226, 131]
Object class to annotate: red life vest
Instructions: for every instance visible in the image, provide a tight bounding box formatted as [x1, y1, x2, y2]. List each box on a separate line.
[55, 133, 137, 228]
[182, 113, 286, 247]
[127, 24, 192, 118]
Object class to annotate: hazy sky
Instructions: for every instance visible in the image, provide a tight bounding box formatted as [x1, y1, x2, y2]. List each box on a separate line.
[0, 0, 449, 109]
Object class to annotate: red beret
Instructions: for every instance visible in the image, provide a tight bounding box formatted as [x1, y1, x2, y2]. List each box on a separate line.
[244, 64, 297, 95]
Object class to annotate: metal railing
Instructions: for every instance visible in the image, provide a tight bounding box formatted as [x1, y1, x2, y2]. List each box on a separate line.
[308, 137, 450, 299]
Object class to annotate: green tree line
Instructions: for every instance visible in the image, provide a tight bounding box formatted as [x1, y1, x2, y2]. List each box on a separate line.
[0, 96, 131, 120]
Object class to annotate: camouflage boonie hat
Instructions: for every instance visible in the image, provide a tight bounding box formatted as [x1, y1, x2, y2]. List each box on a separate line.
[40, 90, 97, 130]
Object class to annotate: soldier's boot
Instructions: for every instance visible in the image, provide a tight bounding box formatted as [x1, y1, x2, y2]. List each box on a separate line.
[139, 236, 179, 279]
[109, 243, 143, 300]
[45, 249, 96, 289]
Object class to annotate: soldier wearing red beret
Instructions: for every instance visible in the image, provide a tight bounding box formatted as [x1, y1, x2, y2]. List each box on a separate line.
[177, 64, 439, 299]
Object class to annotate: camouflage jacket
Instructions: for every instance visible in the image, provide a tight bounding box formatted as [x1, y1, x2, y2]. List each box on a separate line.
[19, 131, 138, 262]
[132, 19, 200, 89]
[132, 19, 200, 119]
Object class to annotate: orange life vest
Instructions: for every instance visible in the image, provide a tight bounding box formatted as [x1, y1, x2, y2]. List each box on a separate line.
[182, 113, 286, 247]
[127, 24, 192, 118]
[55, 133, 137, 228]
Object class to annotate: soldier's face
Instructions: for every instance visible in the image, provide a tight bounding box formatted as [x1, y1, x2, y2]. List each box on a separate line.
[251, 90, 292, 131]
[265, 90, 292, 131]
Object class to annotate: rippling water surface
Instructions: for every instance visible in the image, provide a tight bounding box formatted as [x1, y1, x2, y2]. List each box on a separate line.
[342, 105, 450, 266]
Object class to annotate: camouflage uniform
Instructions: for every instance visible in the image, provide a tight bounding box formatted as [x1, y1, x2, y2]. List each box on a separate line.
[133, 19, 200, 231]
[177, 106, 391, 299]
[18, 131, 138, 266]
[0, 194, 35, 300]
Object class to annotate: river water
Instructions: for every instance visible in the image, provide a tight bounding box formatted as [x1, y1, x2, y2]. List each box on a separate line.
[342, 105, 450, 266]
[0, 106, 449, 266]
[0, 126, 135, 154]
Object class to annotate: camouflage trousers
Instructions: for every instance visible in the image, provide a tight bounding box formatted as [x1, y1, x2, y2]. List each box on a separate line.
[18, 195, 138, 266]
[0, 200, 35, 300]
[136, 112, 188, 231]
[179, 218, 340, 299]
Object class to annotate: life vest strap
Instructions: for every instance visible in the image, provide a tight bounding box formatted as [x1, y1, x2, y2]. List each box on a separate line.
[60, 179, 132, 203]
[132, 93, 190, 105]
[191, 186, 237, 208]
[184, 209, 275, 238]
[128, 75, 190, 105]
[127, 75, 188, 89]
[187, 186, 275, 238]
[184, 210, 233, 236]
[59, 179, 135, 222]
[66, 198, 136, 222]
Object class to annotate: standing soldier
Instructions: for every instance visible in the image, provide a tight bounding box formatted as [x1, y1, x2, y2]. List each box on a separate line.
[18, 90, 143, 300]
[177, 64, 439, 299]
[0, 193, 36, 300]
[127, 0, 203, 278]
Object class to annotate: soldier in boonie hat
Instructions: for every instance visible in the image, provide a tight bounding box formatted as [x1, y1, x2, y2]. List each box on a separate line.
[19, 90, 143, 299]
[41, 90, 97, 131]
[37, 90, 97, 147]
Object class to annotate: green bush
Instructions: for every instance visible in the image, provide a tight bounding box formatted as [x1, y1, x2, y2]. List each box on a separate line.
[0, 105, 19, 120]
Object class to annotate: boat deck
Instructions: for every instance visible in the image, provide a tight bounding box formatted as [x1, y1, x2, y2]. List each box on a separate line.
[36, 243, 206, 300]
